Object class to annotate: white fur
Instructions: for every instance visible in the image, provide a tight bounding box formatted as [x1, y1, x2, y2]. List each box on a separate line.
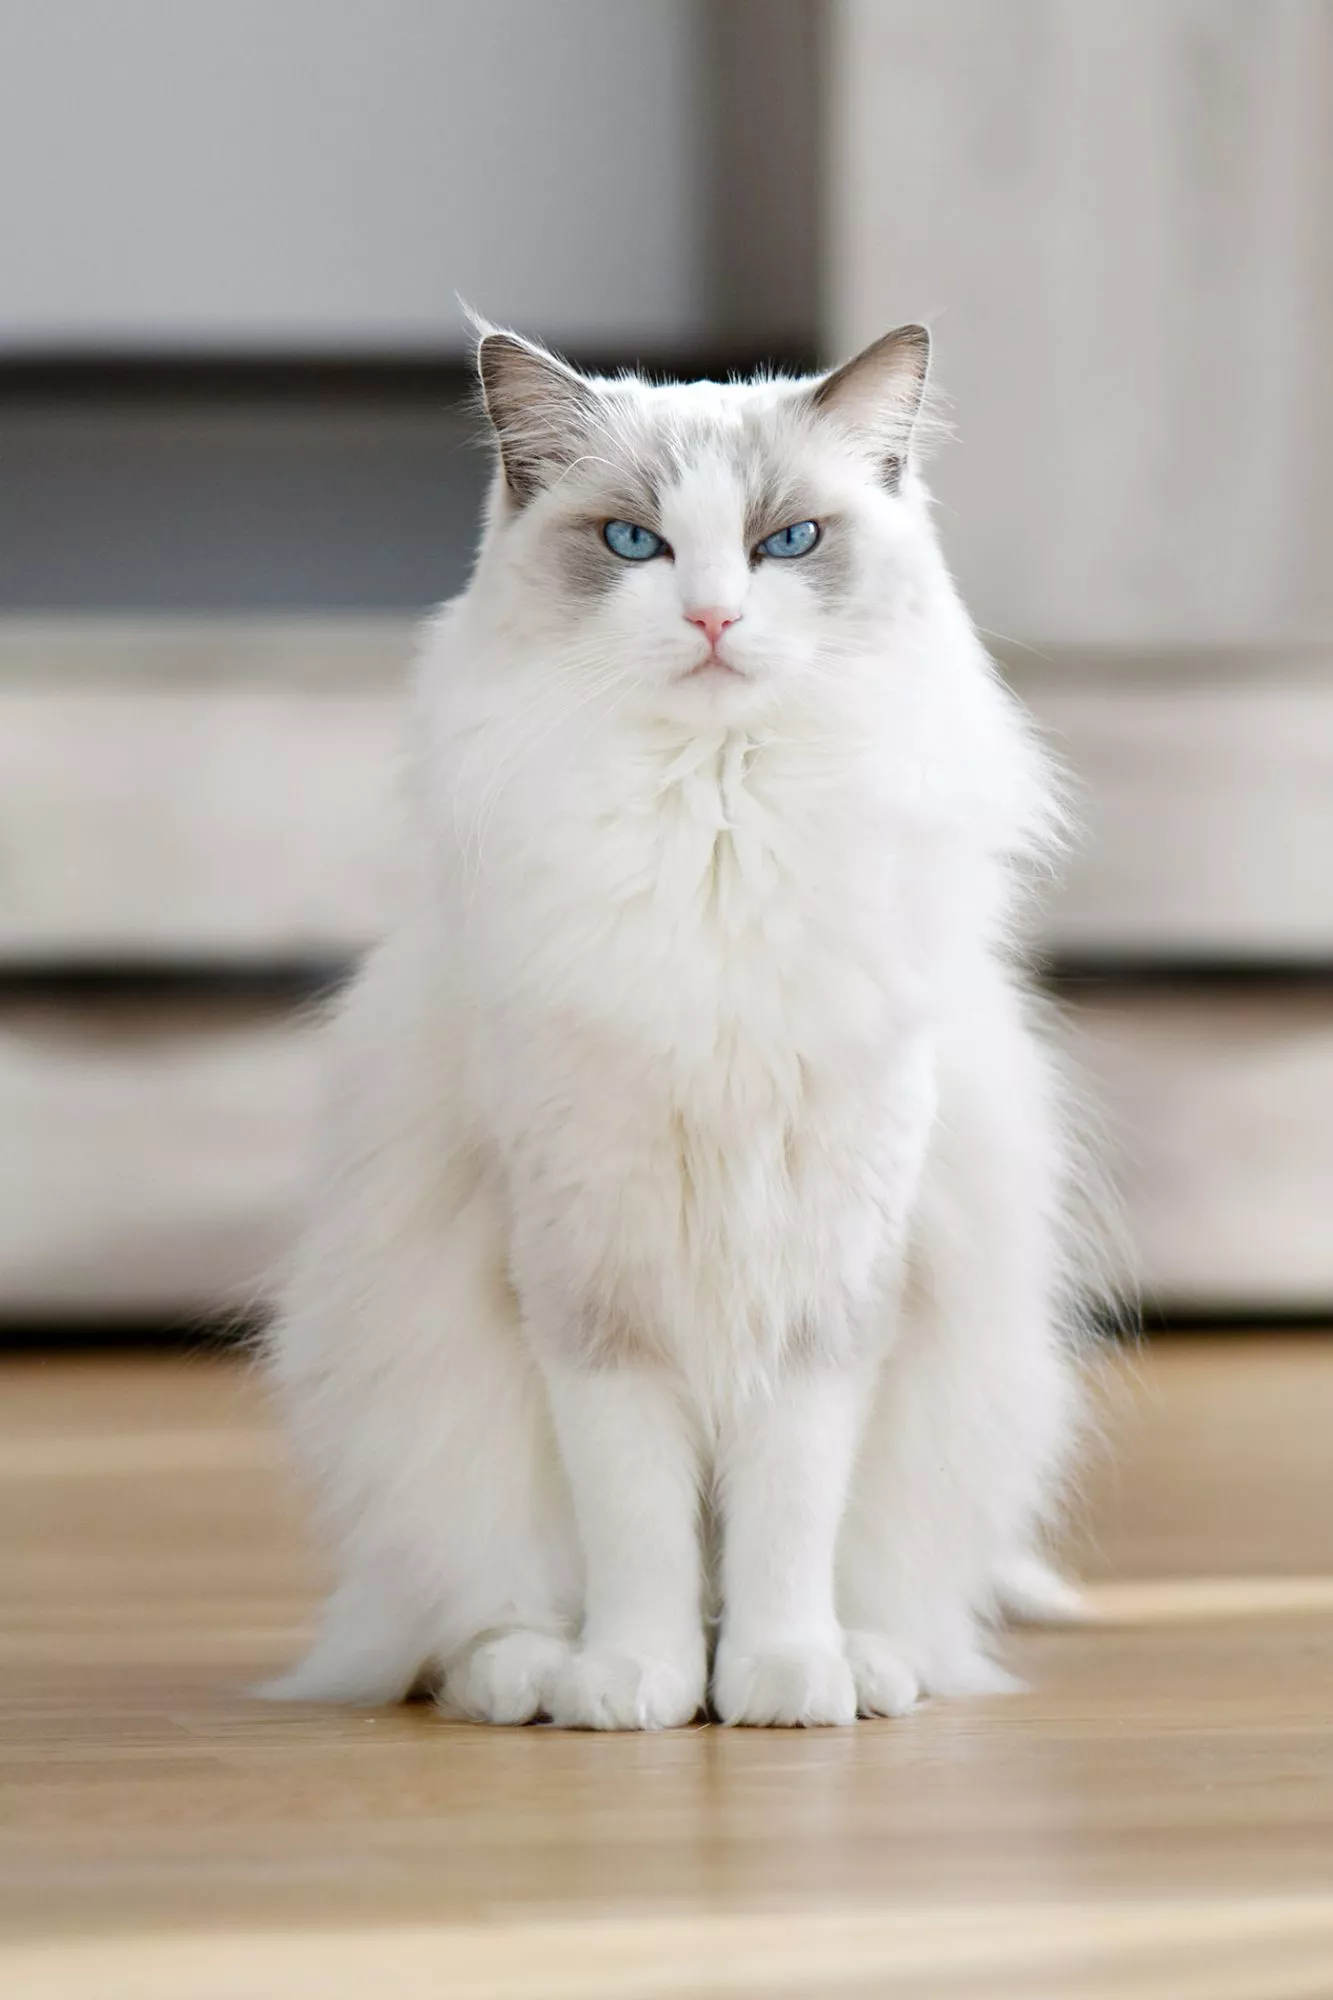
[262, 330, 1088, 1728]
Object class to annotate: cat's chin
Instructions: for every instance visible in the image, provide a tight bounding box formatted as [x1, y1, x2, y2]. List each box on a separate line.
[679, 657, 746, 684]
[665, 656, 766, 717]
[661, 673, 767, 728]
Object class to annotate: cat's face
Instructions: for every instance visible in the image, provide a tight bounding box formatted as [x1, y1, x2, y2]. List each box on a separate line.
[474, 326, 932, 722]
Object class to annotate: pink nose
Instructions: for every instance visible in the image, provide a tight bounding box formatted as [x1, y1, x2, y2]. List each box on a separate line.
[685, 606, 740, 648]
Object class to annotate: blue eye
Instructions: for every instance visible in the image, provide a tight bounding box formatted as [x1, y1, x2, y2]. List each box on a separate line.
[757, 519, 820, 560]
[604, 519, 667, 561]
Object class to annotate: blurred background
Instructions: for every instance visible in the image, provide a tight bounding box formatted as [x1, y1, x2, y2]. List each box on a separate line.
[1, 0, 1330, 1339]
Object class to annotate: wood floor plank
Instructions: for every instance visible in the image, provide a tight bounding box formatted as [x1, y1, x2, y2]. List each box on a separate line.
[3, 1339, 1332, 1997]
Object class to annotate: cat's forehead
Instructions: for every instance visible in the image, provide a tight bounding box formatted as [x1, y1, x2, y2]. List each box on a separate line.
[589, 374, 817, 503]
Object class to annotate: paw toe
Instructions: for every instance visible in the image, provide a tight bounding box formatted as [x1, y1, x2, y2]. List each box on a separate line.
[844, 1632, 920, 1718]
[440, 1631, 570, 1725]
[713, 1643, 857, 1728]
[549, 1649, 704, 1732]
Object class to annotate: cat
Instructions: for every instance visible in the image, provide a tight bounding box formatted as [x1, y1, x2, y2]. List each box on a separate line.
[261, 320, 1089, 1730]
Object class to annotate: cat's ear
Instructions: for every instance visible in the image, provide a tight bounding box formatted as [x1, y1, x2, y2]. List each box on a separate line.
[809, 324, 931, 488]
[476, 331, 596, 505]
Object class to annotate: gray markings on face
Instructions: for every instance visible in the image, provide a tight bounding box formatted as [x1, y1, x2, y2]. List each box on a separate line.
[550, 517, 622, 602]
[543, 430, 668, 602]
[733, 425, 857, 604]
[536, 390, 861, 611]
[796, 514, 856, 604]
[743, 465, 809, 558]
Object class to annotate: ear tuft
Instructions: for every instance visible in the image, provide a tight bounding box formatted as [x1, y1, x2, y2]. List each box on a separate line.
[476, 330, 595, 504]
[811, 324, 931, 486]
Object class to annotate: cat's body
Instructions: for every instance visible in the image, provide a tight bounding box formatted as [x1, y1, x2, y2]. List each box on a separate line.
[264, 327, 1087, 1728]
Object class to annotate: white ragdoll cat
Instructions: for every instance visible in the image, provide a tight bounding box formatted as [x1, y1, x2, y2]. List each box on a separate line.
[263, 321, 1088, 1730]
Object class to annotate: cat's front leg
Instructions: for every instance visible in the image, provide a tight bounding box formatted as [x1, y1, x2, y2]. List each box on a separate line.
[712, 1364, 870, 1727]
[537, 1357, 708, 1731]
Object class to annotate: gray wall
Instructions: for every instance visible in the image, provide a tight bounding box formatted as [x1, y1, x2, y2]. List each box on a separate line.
[0, 0, 817, 358]
[0, 0, 819, 613]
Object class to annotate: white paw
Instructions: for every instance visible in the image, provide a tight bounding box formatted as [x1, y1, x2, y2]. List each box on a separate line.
[712, 1642, 857, 1728]
[439, 1629, 571, 1725]
[548, 1647, 705, 1731]
[844, 1632, 920, 1718]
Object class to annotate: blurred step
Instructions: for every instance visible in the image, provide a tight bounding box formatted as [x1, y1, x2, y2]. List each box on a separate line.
[0, 997, 320, 1320]
[0, 988, 1329, 1319]
[2, 618, 1331, 1320]
[1071, 987, 1333, 1311]
[0, 620, 407, 963]
[3, 622, 1331, 964]
[1001, 645, 1333, 964]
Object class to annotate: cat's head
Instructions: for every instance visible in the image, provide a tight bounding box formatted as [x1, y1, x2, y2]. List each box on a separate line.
[471, 323, 937, 721]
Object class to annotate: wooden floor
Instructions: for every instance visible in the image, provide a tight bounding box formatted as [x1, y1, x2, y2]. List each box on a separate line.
[4, 1339, 1333, 1999]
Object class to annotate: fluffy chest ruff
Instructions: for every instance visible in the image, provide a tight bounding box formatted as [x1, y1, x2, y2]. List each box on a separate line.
[467, 728, 940, 1392]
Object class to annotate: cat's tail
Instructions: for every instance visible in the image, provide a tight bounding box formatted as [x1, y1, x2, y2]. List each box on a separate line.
[992, 1550, 1091, 1628]
[254, 1572, 436, 1706]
